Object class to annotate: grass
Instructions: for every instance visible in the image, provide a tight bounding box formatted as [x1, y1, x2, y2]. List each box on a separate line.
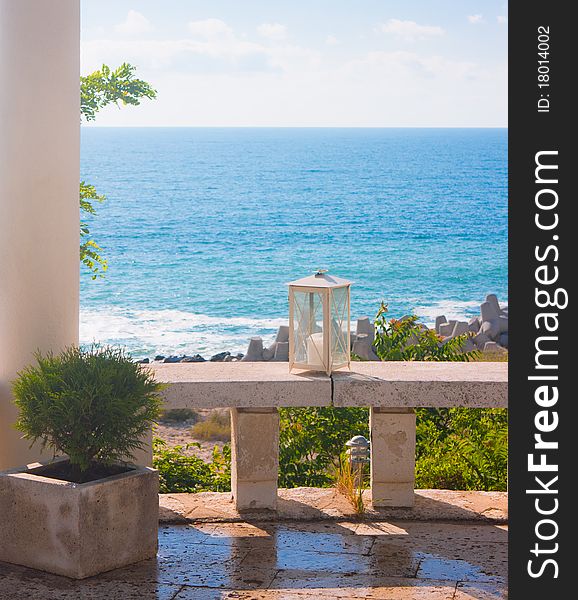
[474, 351, 509, 362]
[191, 410, 231, 441]
[160, 408, 199, 423]
[334, 454, 366, 516]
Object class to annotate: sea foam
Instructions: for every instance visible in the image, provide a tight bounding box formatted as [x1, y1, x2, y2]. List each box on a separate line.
[80, 306, 286, 359]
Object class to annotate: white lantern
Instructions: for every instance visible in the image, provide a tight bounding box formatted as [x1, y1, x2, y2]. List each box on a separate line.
[287, 269, 352, 375]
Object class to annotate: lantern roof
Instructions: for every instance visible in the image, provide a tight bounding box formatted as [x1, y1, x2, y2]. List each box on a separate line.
[287, 270, 352, 288]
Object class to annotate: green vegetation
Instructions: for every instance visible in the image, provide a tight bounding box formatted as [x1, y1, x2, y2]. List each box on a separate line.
[191, 410, 231, 441]
[79, 182, 108, 278]
[278, 407, 368, 488]
[160, 408, 199, 423]
[153, 305, 507, 493]
[475, 351, 509, 362]
[12, 346, 163, 482]
[154, 405, 507, 494]
[153, 438, 230, 493]
[415, 408, 507, 491]
[372, 301, 478, 362]
[334, 453, 367, 515]
[80, 63, 157, 278]
[81, 63, 157, 123]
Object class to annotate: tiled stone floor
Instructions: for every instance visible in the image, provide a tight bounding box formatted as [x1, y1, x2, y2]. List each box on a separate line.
[0, 519, 507, 599]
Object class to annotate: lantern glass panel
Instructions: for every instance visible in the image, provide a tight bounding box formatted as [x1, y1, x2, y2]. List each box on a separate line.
[292, 289, 326, 368]
[330, 286, 349, 367]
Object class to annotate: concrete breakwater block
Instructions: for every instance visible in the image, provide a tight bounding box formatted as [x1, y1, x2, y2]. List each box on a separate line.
[352, 334, 379, 361]
[356, 316, 375, 340]
[438, 322, 454, 337]
[480, 300, 500, 323]
[273, 341, 289, 361]
[468, 317, 481, 333]
[483, 341, 507, 354]
[473, 332, 490, 348]
[240, 295, 510, 363]
[433, 294, 508, 354]
[241, 337, 265, 361]
[452, 321, 469, 337]
[275, 325, 290, 343]
[241, 326, 291, 362]
[262, 344, 275, 361]
[435, 315, 447, 333]
[481, 319, 500, 341]
[486, 293, 501, 313]
[241, 320, 385, 363]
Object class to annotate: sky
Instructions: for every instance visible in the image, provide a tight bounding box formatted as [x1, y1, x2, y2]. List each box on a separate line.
[81, 1, 508, 127]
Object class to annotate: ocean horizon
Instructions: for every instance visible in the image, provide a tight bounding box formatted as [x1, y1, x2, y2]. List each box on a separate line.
[80, 127, 508, 359]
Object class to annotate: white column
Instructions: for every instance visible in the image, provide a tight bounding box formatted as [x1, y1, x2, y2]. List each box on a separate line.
[370, 407, 416, 507]
[0, 0, 80, 469]
[231, 408, 279, 510]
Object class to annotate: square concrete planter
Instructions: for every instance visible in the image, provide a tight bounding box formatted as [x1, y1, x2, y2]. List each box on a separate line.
[0, 459, 158, 579]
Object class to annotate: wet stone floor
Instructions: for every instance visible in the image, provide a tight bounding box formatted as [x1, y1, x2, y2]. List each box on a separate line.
[0, 520, 507, 599]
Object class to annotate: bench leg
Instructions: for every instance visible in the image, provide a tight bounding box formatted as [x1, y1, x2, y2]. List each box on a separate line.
[370, 407, 416, 507]
[231, 408, 279, 510]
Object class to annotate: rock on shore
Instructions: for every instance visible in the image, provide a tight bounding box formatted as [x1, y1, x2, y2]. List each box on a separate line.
[434, 294, 508, 354]
[136, 294, 507, 364]
[236, 294, 508, 362]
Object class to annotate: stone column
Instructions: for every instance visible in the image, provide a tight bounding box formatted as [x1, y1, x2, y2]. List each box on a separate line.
[0, 0, 80, 469]
[230, 408, 279, 510]
[131, 429, 153, 467]
[370, 407, 416, 507]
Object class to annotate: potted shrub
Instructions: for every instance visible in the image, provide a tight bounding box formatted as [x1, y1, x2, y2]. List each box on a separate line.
[0, 345, 163, 579]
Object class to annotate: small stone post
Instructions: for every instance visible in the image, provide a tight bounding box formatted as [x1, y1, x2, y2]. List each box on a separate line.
[370, 407, 416, 507]
[230, 408, 279, 510]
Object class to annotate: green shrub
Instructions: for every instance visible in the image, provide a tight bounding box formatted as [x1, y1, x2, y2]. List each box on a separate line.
[12, 346, 163, 481]
[415, 408, 508, 491]
[191, 410, 231, 441]
[160, 408, 199, 423]
[279, 407, 369, 488]
[153, 438, 230, 493]
[372, 302, 478, 362]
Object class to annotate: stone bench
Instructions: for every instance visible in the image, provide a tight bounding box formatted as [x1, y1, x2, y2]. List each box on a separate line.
[150, 362, 508, 510]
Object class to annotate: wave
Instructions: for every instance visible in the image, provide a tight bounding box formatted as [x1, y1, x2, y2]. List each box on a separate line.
[80, 306, 286, 359]
[80, 297, 508, 358]
[411, 300, 488, 326]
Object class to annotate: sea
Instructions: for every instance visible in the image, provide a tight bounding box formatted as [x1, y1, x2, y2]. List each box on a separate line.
[80, 127, 508, 359]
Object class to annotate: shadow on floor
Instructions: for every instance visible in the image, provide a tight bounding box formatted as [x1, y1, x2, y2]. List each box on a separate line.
[0, 492, 507, 599]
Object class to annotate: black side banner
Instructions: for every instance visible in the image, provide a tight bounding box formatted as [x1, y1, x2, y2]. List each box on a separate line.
[509, 2, 571, 597]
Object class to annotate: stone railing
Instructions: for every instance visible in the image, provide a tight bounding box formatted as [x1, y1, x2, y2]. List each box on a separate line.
[150, 362, 508, 510]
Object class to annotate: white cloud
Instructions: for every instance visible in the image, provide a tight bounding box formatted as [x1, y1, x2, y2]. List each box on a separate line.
[468, 15, 485, 24]
[81, 12, 505, 127]
[80, 45, 506, 127]
[257, 23, 287, 41]
[345, 50, 476, 80]
[115, 10, 152, 35]
[188, 18, 233, 38]
[378, 19, 444, 41]
[497, 16, 508, 25]
[81, 27, 319, 75]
